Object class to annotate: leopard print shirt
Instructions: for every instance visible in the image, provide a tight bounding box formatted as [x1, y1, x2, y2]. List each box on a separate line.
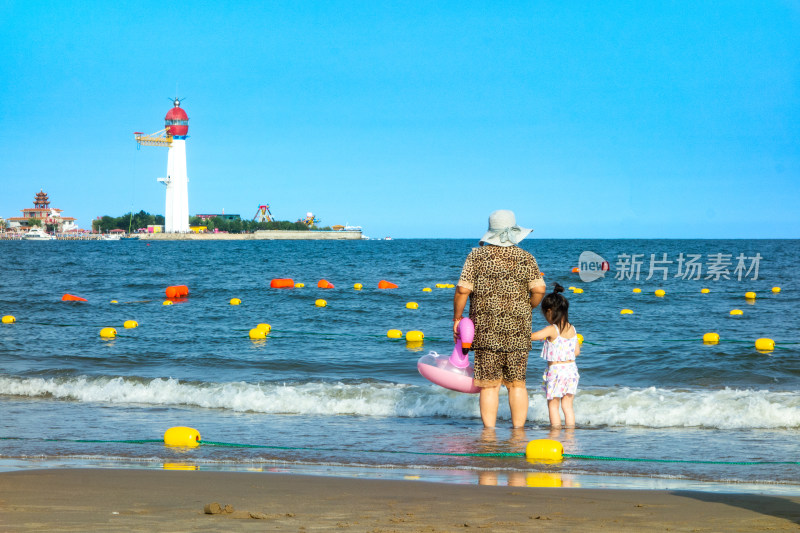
[457, 245, 544, 352]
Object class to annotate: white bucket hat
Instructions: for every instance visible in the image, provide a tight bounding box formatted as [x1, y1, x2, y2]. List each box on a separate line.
[479, 210, 532, 247]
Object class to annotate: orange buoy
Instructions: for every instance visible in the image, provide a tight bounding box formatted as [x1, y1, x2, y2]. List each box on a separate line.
[166, 285, 189, 298]
[571, 267, 580, 273]
[378, 280, 398, 289]
[318, 279, 335, 289]
[270, 278, 295, 289]
[62, 294, 87, 302]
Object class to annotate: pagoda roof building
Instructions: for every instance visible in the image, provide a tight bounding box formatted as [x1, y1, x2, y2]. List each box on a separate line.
[6, 190, 78, 233]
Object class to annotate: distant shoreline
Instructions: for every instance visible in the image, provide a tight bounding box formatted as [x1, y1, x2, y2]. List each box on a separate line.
[138, 230, 363, 240]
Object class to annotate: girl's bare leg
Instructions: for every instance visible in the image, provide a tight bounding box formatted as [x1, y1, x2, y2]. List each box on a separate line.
[547, 398, 562, 428]
[561, 394, 575, 428]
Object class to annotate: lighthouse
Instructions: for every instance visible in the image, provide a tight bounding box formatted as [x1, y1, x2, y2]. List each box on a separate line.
[134, 98, 190, 233]
[161, 99, 190, 232]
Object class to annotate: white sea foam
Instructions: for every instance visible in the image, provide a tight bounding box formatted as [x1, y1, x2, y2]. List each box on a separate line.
[1, 376, 798, 429]
[575, 387, 800, 429]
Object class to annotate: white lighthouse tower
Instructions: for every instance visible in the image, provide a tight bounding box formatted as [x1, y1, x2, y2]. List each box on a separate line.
[134, 98, 190, 233]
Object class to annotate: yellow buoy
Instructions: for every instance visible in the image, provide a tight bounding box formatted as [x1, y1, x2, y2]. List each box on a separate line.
[755, 338, 775, 352]
[249, 328, 266, 339]
[577, 333, 583, 345]
[772, 287, 781, 294]
[162, 300, 173, 306]
[572, 288, 584, 294]
[730, 309, 743, 316]
[406, 302, 419, 309]
[422, 287, 432, 292]
[620, 309, 633, 315]
[701, 288, 710, 294]
[1, 315, 15, 324]
[294, 282, 305, 288]
[163, 426, 201, 447]
[745, 291, 756, 299]
[387, 329, 402, 339]
[568, 286, 576, 291]
[256, 323, 271, 333]
[123, 320, 138, 329]
[353, 283, 363, 290]
[446, 284, 455, 288]
[230, 298, 241, 305]
[525, 439, 563, 462]
[315, 299, 327, 307]
[110, 300, 119, 304]
[406, 330, 424, 342]
[655, 289, 666, 297]
[632, 288, 641, 293]
[99, 327, 117, 338]
[703, 332, 720, 344]
[435, 283, 445, 288]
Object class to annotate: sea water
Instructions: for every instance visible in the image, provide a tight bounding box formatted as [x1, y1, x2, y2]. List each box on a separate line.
[1, 239, 798, 494]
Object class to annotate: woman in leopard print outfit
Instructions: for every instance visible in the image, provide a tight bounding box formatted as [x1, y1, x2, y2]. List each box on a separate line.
[453, 210, 546, 428]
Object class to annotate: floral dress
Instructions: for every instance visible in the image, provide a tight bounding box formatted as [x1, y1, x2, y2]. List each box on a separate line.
[540, 323, 580, 399]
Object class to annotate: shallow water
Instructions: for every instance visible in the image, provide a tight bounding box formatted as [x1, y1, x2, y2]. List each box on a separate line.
[1, 239, 798, 494]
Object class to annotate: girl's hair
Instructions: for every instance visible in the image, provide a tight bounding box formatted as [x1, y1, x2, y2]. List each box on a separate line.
[540, 283, 569, 331]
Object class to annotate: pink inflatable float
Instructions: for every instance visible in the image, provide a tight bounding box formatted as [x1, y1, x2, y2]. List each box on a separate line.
[417, 317, 480, 394]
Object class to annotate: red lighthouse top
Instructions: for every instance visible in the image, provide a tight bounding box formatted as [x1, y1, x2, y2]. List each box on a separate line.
[165, 98, 189, 138]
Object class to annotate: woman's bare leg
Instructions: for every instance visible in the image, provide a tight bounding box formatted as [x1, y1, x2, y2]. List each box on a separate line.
[479, 385, 500, 428]
[508, 386, 529, 428]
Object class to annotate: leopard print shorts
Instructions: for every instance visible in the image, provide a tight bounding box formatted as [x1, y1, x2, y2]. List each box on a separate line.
[473, 349, 529, 389]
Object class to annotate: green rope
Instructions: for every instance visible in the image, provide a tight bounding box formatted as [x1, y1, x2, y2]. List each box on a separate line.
[202, 440, 521, 457]
[562, 454, 800, 465]
[4, 437, 797, 464]
[71, 439, 162, 445]
[11, 320, 800, 349]
[270, 329, 451, 342]
[16, 322, 799, 348]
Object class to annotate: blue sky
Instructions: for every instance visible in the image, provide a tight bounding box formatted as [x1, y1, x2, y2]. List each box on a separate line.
[1, 1, 798, 238]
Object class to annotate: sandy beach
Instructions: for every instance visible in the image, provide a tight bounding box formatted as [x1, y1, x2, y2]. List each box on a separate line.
[0, 469, 798, 532]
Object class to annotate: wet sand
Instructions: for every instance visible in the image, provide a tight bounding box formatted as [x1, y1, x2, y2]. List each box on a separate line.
[1, 469, 798, 532]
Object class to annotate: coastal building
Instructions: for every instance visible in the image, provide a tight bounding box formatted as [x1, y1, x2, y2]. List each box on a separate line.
[6, 190, 77, 233]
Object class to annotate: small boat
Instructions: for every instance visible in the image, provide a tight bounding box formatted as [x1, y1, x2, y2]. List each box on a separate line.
[23, 228, 55, 241]
[101, 234, 122, 241]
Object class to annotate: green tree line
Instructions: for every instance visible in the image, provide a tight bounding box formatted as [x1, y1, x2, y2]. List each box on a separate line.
[189, 216, 330, 232]
[91, 211, 330, 233]
[92, 211, 165, 233]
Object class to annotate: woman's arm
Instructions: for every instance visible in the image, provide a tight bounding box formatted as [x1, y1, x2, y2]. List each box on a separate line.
[529, 284, 546, 308]
[453, 285, 471, 334]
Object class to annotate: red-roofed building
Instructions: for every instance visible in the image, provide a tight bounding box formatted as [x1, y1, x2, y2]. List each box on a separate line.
[7, 190, 78, 233]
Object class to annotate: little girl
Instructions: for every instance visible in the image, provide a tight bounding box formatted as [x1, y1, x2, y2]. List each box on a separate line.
[531, 283, 580, 428]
